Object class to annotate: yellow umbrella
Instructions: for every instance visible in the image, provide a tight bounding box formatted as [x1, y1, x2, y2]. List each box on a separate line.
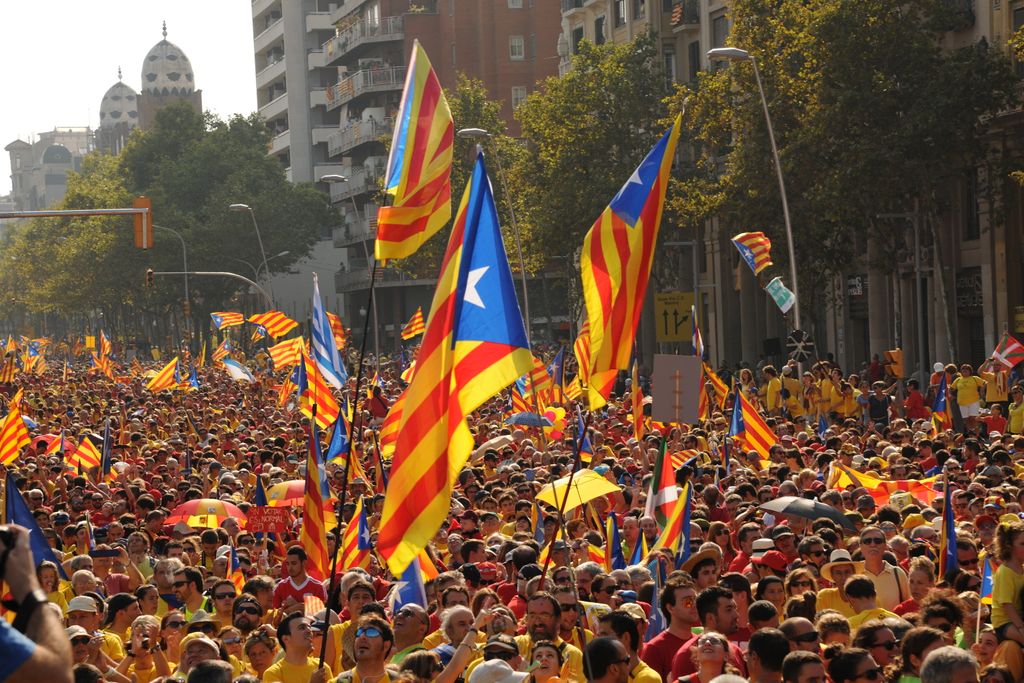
[535, 469, 620, 512]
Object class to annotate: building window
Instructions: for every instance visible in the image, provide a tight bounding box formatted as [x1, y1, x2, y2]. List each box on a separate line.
[663, 51, 677, 83]
[711, 12, 729, 49]
[509, 35, 525, 60]
[663, 0, 673, 11]
[512, 86, 528, 109]
[508, 0, 523, 6]
[615, 0, 626, 26]
[571, 26, 585, 53]
[687, 40, 700, 82]
[594, 16, 605, 44]
[634, 0, 645, 18]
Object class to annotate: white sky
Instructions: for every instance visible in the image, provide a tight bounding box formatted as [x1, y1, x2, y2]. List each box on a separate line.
[0, 1, 258, 196]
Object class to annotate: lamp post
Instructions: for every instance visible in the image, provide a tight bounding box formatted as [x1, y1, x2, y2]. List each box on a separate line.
[152, 224, 190, 339]
[708, 47, 801, 334]
[318, 174, 380, 363]
[454, 128, 534, 344]
[228, 203, 274, 306]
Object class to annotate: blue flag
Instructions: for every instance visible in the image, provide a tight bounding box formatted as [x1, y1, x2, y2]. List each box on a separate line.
[5, 473, 67, 578]
[818, 412, 828, 439]
[645, 556, 667, 639]
[390, 555, 428, 609]
[326, 404, 350, 461]
[606, 516, 627, 571]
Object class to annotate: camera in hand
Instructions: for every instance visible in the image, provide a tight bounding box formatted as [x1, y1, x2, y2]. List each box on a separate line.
[0, 525, 13, 549]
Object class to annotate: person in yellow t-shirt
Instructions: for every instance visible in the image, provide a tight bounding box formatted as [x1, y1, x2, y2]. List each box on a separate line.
[263, 612, 334, 683]
[782, 368, 804, 420]
[992, 521, 1024, 646]
[951, 364, 987, 431]
[762, 366, 784, 417]
[1009, 386, 1024, 434]
[845, 576, 898, 631]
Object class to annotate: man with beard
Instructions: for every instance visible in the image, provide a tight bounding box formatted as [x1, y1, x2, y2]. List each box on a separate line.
[262, 612, 332, 683]
[514, 593, 583, 681]
[231, 594, 264, 638]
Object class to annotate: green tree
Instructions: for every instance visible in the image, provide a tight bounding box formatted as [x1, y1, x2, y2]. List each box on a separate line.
[508, 35, 673, 317]
[672, 0, 1017, 332]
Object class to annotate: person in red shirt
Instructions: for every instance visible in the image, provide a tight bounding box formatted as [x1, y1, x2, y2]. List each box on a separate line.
[903, 379, 931, 421]
[640, 579, 700, 680]
[670, 586, 746, 680]
[273, 546, 326, 612]
[983, 404, 1008, 437]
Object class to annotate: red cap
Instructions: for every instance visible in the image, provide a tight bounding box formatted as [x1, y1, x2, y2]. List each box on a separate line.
[753, 550, 789, 573]
[477, 562, 498, 581]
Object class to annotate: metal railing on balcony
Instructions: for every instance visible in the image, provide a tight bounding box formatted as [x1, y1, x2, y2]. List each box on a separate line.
[323, 15, 404, 62]
[333, 209, 378, 247]
[254, 17, 284, 43]
[327, 117, 394, 158]
[671, 0, 700, 26]
[325, 66, 406, 111]
[328, 166, 386, 201]
[561, 0, 584, 11]
[335, 265, 415, 292]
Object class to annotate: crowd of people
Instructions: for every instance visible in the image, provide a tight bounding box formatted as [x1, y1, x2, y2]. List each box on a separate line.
[0, 340, 1021, 683]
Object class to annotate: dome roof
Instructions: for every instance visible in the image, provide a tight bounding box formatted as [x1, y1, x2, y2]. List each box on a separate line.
[99, 73, 139, 129]
[41, 144, 72, 164]
[140, 23, 196, 96]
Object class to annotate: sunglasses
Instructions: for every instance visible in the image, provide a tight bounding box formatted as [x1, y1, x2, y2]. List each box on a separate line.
[930, 621, 954, 633]
[173, 580, 188, 588]
[558, 603, 579, 611]
[856, 667, 883, 681]
[792, 631, 819, 643]
[71, 636, 91, 646]
[166, 620, 187, 629]
[355, 627, 383, 639]
[861, 537, 886, 545]
[222, 636, 242, 645]
[791, 580, 813, 588]
[215, 592, 237, 600]
[872, 640, 898, 651]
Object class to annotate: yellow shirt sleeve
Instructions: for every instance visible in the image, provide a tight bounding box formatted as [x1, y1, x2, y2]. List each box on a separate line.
[992, 564, 1024, 629]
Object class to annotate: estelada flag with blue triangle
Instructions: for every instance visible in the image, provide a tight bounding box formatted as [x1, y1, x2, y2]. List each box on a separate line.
[580, 115, 681, 409]
[6, 472, 67, 578]
[378, 150, 533, 575]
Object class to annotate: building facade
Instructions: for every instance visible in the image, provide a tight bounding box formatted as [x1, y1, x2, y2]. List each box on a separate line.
[253, 0, 562, 337]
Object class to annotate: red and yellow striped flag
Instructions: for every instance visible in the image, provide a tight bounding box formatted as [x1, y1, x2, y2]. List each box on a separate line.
[268, 337, 304, 371]
[298, 426, 331, 582]
[248, 311, 298, 339]
[378, 391, 405, 460]
[146, 357, 179, 393]
[735, 392, 778, 465]
[99, 330, 112, 358]
[574, 320, 591, 386]
[378, 153, 532, 575]
[401, 307, 427, 340]
[339, 496, 372, 570]
[0, 402, 31, 465]
[298, 348, 340, 429]
[524, 356, 553, 405]
[69, 438, 102, 469]
[580, 116, 681, 409]
[632, 360, 645, 442]
[0, 357, 16, 383]
[212, 339, 232, 364]
[326, 312, 347, 351]
[375, 40, 454, 261]
[704, 362, 729, 408]
[210, 312, 245, 329]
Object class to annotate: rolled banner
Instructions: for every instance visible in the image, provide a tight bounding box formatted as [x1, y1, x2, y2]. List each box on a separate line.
[765, 276, 796, 314]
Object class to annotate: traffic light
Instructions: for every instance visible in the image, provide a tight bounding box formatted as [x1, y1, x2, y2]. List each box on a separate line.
[145, 269, 154, 287]
[884, 349, 904, 378]
[133, 196, 153, 249]
[182, 299, 191, 316]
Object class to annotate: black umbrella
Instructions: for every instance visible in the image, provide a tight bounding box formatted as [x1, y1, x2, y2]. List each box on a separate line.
[759, 496, 857, 531]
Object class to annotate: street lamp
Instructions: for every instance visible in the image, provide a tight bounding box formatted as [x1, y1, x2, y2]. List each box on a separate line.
[455, 127, 534, 345]
[257, 250, 291, 279]
[708, 46, 801, 333]
[228, 203, 274, 306]
[319, 174, 380, 364]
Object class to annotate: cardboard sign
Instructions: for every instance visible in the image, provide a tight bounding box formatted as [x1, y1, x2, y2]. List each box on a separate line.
[651, 354, 701, 425]
[246, 506, 291, 533]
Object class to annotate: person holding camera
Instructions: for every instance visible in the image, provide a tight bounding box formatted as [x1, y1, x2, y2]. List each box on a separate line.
[0, 524, 72, 683]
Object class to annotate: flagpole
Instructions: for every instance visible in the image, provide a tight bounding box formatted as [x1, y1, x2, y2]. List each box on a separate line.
[539, 409, 593, 580]
[318, 274, 376, 670]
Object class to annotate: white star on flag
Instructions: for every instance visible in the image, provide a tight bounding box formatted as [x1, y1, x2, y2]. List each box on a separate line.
[464, 266, 489, 309]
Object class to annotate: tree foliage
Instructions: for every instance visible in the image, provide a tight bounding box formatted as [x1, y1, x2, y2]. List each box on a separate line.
[672, 0, 1017, 321]
[2, 103, 338, 329]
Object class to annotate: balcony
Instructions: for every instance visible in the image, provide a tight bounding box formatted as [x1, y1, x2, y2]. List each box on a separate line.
[560, 0, 585, 13]
[269, 129, 290, 155]
[328, 166, 385, 201]
[255, 57, 286, 87]
[671, 0, 700, 29]
[323, 15, 404, 66]
[254, 17, 285, 53]
[308, 49, 326, 70]
[311, 126, 335, 145]
[251, 0, 277, 17]
[334, 264, 424, 293]
[333, 209, 378, 248]
[306, 11, 334, 31]
[259, 91, 289, 120]
[310, 88, 328, 108]
[327, 117, 393, 158]
[324, 66, 406, 111]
